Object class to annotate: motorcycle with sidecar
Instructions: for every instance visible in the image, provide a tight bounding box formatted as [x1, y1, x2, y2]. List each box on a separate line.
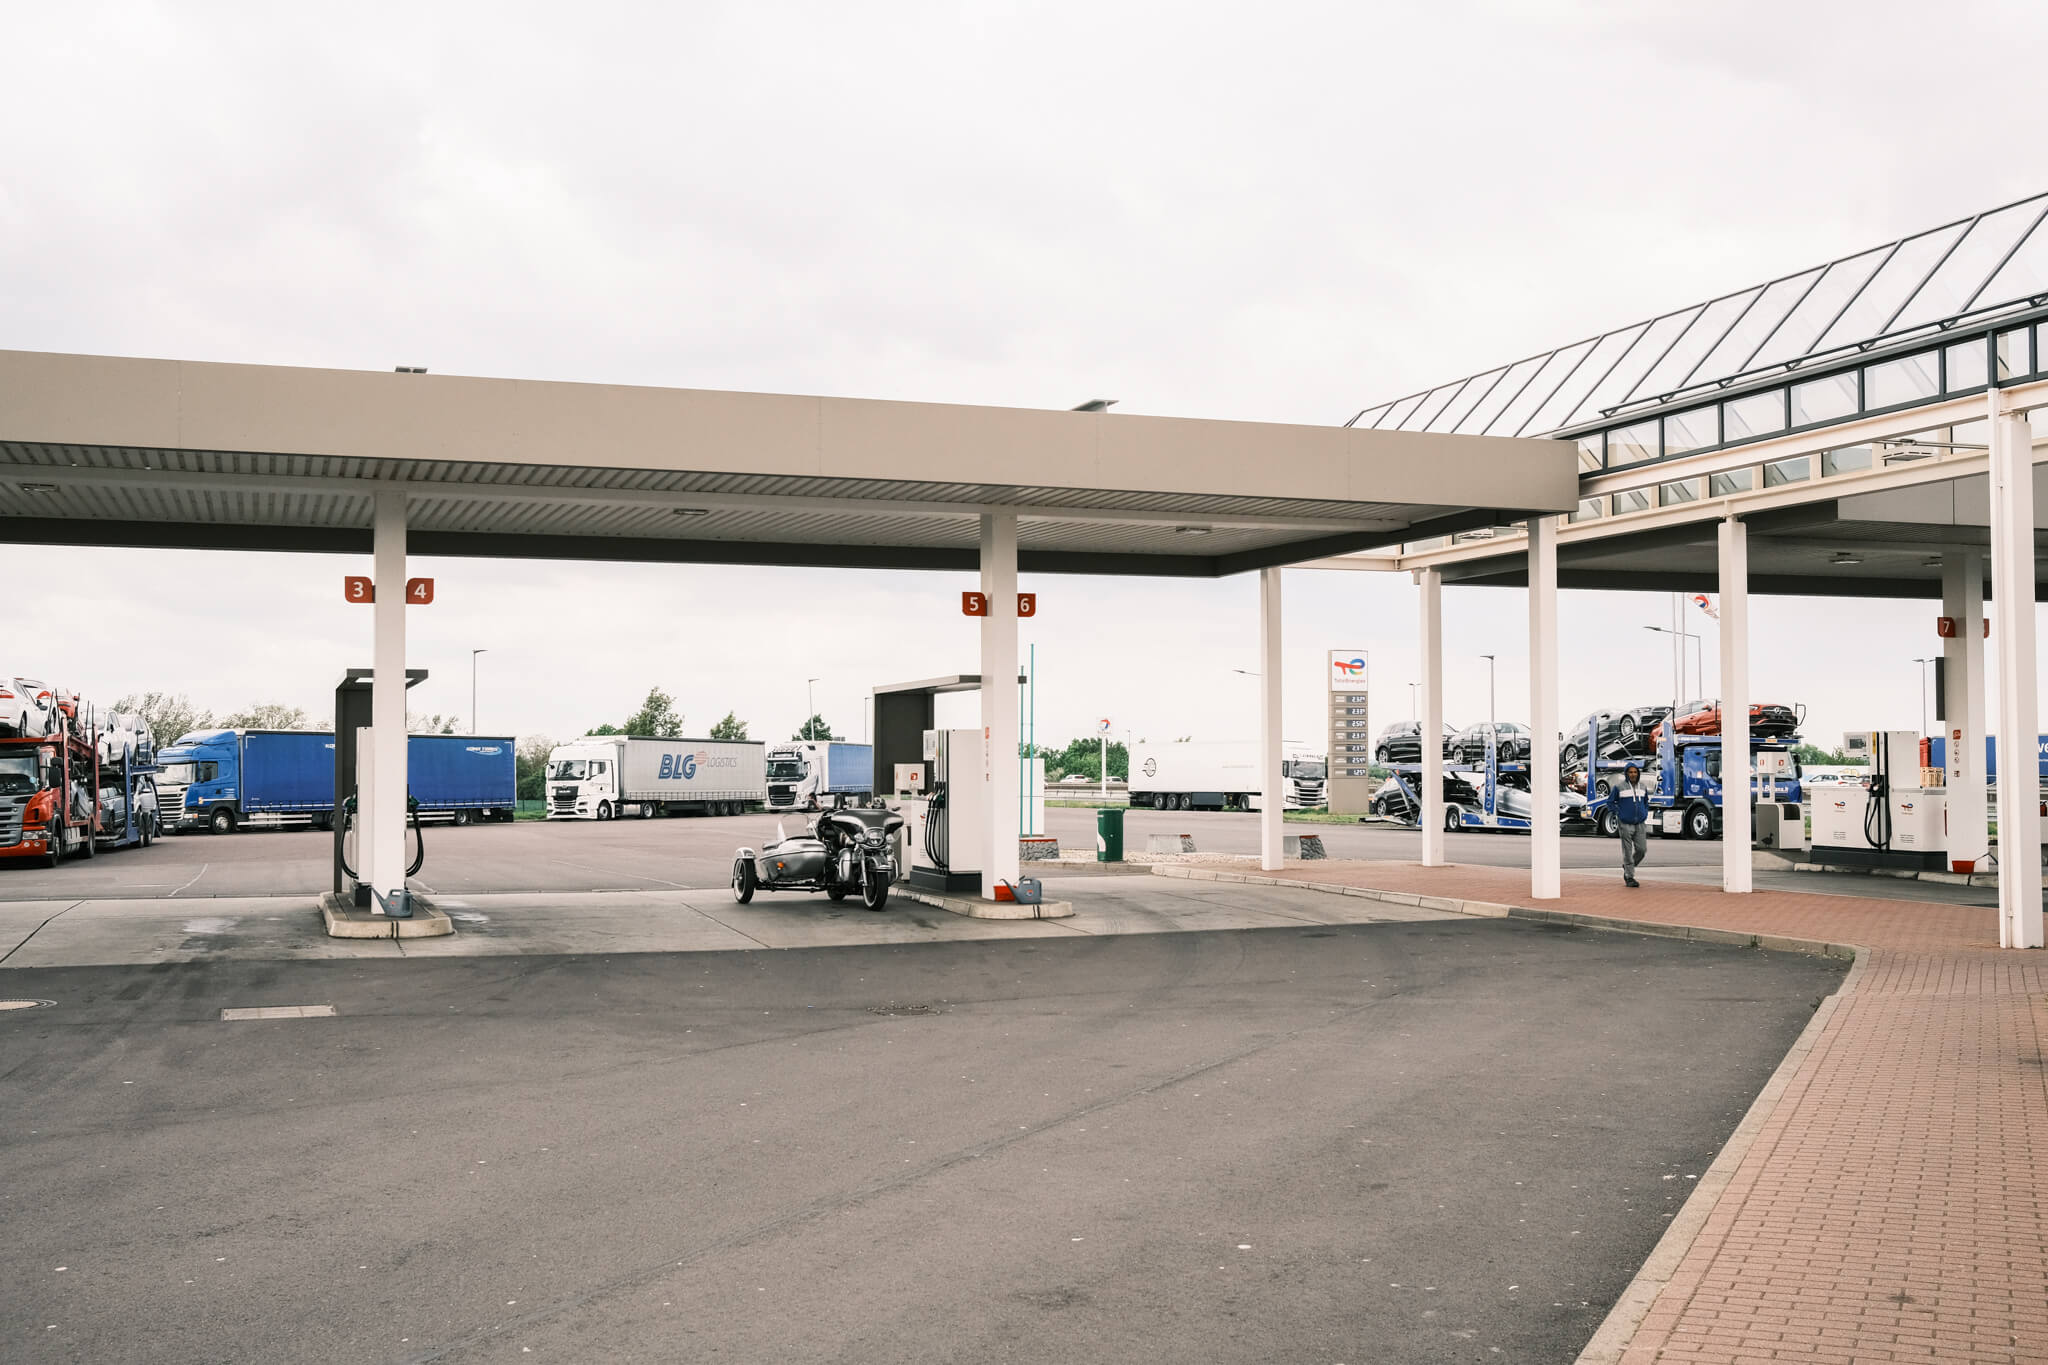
[732, 804, 905, 911]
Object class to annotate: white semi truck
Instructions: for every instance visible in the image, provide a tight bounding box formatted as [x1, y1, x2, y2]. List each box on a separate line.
[1126, 740, 1327, 811]
[545, 735, 766, 820]
[765, 741, 874, 811]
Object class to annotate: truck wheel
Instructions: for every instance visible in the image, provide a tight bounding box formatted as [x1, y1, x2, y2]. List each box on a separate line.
[731, 858, 756, 904]
[1444, 805, 1462, 833]
[1685, 803, 1714, 841]
[44, 830, 62, 867]
[209, 807, 236, 835]
[596, 801, 613, 821]
[1596, 807, 1618, 839]
[452, 809, 470, 827]
[81, 827, 96, 859]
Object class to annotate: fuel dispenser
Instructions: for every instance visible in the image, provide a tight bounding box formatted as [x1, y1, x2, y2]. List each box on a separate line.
[332, 667, 428, 914]
[1811, 730, 1947, 870]
[907, 728, 988, 893]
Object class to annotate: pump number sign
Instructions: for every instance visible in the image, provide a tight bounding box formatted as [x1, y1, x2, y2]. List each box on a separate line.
[343, 576, 436, 604]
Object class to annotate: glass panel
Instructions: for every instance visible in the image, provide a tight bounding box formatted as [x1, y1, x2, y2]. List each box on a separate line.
[1407, 382, 1466, 432]
[1686, 268, 1824, 388]
[1570, 308, 1702, 426]
[1546, 324, 1652, 431]
[1747, 248, 1891, 370]
[1811, 223, 1969, 354]
[1790, 372, 1859, 426]
[1764, 455, 1810, 486]
[1662, 407, 1719, 455]
[1970, 209, 2048, 308]
[1569, 497, 1604, 524]
[1822, 444, 1874, 477]
[1606, 419, 1658, 465]
[1864, 353, 1939, 408]
[1430, 368, 1505, 433]
[1659, 479, 1699, 506]
[1949, 417, 1987, 447]
[1577, 436, 1603, 472]
[1356, 403, 1394, 429]
[1722, 389, 1787, 441]
[1626, 288, 1762, 403]
[1708, 468, 1754, 497]
[1889, 199, 2048, 331]
[1944, 338, 1988, 392]
[1458, 354, 1546, 435]
[1612, 488, 1650, 514]
[1999, 328, 2032, 380]
[1491, 339, 1596, 436]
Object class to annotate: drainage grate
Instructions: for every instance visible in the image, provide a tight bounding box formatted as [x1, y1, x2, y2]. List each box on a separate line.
[866, 1003, 940, 1016]
[0, 999, 55, 1012]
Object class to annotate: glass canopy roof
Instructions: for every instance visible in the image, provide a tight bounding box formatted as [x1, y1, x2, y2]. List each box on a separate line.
[1351, 189, 2048, 439]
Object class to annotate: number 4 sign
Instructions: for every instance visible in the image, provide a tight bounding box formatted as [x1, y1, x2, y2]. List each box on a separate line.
[406, 577, 435, 605]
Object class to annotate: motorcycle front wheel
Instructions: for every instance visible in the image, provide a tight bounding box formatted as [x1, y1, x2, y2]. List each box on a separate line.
[861, 859, 890, 912]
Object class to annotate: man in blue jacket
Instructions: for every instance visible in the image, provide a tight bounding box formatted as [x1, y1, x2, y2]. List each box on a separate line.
[1613, 761, 1652, 888]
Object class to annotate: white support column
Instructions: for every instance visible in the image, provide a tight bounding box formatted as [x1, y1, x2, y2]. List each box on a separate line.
[1718, 515, 1752, 893]
[1941, 549, 1989, 871]
[370, 490, 409, 907]
[1259, 567, 1284, 872]
[1527, 517, 1561, 899]
[1418, 568, 1446, 866]
[1988, 394, 2042, 948]
[980, 512, 1021, 901]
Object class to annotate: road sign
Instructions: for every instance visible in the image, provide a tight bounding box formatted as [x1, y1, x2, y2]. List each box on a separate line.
[344, 576, 374, 603]
[962, 591, 989, 616]
[406, 577, 435, 604]
[1017, 592, 1037, 617]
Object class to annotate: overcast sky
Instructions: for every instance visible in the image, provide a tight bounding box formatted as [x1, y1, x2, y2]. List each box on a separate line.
[4, 1, 2045, 754]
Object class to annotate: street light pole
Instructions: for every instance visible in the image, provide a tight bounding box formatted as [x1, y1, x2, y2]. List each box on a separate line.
[807, 677, 819, 740]
[1479, 654, 1496, 747]
[1911, 657, 1935, 737]
[471, 649, 487, 734]
[1409, 682, 1417, 722]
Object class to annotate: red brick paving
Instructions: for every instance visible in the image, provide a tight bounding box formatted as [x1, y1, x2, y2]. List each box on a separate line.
[1261, 861, 2048, 1364]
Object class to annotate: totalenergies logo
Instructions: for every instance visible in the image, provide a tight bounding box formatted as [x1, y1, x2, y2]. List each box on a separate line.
[1332, 657, 1366, 678]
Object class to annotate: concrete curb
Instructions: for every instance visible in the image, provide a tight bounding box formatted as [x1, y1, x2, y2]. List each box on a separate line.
[318, 892, 455, 940]
[896, 887, 1076, 920]
[1572, 943, 1866, 1364]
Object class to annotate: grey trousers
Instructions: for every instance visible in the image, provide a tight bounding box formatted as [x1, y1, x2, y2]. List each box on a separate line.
[1619, 821, 1649, 881]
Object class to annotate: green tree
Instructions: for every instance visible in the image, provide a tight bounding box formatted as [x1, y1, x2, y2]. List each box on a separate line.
[222, 701, 318, 730]
[1048, 737, 1128, 781]
[793, 714, 836, 740]
[515, 735, 555, 801]
[112, 691, 215, 745]
[709, 711, 748, 740]
[1795, 742, 1867, 767]
[588, 722, 624, 735]
[407, 711, 460, 734]
[622, 686, 684, 738]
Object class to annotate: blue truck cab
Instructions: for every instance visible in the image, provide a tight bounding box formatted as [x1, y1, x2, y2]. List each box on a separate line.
[1587, 732, 1803, 839]
[157, 729, 337, 834]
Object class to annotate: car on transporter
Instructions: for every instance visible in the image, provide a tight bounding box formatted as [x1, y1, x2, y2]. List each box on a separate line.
[1372, 721, 1455, 764]
[1448, 721, 1533, 764]
[1648, 698, 1803, 745]
[1559, 705, 1669, 764]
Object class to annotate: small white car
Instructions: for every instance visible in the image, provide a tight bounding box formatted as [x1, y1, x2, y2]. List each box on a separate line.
[97, 711, 155, 766]
[0, 677, 59, 738]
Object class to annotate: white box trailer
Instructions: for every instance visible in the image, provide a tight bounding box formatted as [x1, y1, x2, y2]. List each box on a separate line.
[546, 735, 766, 820]
[1127, 740, 1327, 812]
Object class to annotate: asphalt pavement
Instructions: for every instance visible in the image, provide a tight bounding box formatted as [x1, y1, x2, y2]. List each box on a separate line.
[0, 919, 1844, 1363]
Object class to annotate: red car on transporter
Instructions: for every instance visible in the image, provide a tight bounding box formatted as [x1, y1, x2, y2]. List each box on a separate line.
[1649, 698, 1803, 746]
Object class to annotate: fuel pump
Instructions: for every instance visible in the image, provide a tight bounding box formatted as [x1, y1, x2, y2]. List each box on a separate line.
[332, 667, 428, 915]
[1811, 730, 1945, 869]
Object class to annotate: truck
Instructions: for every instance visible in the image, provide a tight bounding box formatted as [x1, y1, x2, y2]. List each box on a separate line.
[765, 741, 874, 811]
[158, 730, 517, 833]
[1583, 730, 1805, 840]
[0, 712, 103, 866]
[1372, 737, 1592, 834]
[1126, 740, 1327, 811]
[91, 744, 161, 851]
[545, 735, 766, 820]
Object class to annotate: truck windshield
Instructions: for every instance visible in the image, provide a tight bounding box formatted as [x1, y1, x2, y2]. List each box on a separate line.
[766, 760, 806, 780]
[1286, 761, 1327, 780]
[160, 762, 198, 785]
[0, 754, 40, 796]
[548, 759, 588, 782]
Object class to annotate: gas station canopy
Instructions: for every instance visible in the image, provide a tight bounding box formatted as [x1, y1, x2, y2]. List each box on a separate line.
[0, 350, 1577, 574]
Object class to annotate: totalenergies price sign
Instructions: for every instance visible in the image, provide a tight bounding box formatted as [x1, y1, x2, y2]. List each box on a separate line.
[1328, 651, 1368, 691]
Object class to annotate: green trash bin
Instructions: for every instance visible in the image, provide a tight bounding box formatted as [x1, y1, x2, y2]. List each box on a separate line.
[1096, 806, 1124, 863]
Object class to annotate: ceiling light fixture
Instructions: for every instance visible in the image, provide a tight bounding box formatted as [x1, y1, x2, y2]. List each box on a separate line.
[17, 483, 57, 494]
[393, 365, 428, 374]
[671, 507, 710, 517]
[1173, 525, 1212, 536]
[1071, 398, 1118, 413]
[1831, 552, 1862, 566]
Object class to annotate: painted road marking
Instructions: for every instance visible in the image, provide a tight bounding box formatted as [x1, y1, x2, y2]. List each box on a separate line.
[221, 1005, 337, 1021]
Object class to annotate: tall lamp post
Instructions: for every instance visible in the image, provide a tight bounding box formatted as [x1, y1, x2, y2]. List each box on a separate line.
[807, 677, 820, 739]
[1911, 657, 1935, 737]
[1409, 682, 1418, 722]
[1479, 654, 1496, 747]
[470, 649, 487, 734]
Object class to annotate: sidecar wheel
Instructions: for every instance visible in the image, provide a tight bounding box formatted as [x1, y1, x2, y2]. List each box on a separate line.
[732, 859, 756, 904]
[826, 885, 848, 902]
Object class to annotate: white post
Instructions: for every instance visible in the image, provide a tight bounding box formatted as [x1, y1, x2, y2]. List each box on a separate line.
[980, 513, 1021, 900]
[1259, 566, 1284, 871]
[1988, 395, 2042, 948]
[1718, 515, 1752, 893]
[1418, 568, 1446, 866]
[371, 490, 409, 907]
[1941, 549, 1989, 871]
[1528, 517, 1561, 899]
